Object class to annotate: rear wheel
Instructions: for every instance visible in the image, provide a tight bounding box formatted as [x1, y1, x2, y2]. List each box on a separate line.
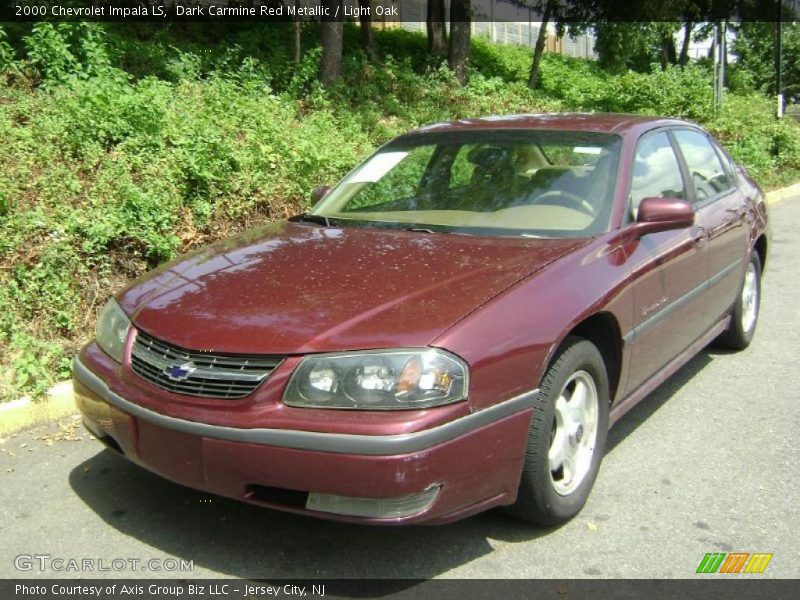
[717, 250, 761, 350]
[507, 336, 609, 526]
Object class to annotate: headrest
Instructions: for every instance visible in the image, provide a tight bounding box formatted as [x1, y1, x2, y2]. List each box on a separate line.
[467, 146, 511, 168]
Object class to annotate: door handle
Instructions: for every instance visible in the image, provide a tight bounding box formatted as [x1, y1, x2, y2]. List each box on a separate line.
[726, 206, 746, 219]
[727, 200, 750, 218]
[740, 201, 750, 219]
[691, 226, 707, 246]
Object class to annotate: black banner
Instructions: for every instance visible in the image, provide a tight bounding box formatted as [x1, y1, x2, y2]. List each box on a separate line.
[3, 579, 800, 600]
[0, 0, 797, 23]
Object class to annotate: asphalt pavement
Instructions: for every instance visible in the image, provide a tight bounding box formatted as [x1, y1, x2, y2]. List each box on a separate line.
[1, 196, 799, 580]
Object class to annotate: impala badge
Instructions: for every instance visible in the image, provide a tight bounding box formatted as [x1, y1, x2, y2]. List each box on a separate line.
[642, 296, 669, 318]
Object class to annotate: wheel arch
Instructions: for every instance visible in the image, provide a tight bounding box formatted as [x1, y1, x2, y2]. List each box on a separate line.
[754, 234, 768, 273]
[545, 312, 624, 405]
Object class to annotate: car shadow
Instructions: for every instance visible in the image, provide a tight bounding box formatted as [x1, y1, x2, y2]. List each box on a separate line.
[68, 348, 716, 585]
[607, 349, 714, 453]
[68, 449, 559, 584]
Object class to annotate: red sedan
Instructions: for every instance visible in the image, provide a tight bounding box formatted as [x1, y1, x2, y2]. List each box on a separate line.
[74, 114, 769, 525]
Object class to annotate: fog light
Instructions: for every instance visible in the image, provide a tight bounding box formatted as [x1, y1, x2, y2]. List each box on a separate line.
[306, 486, 440, 519]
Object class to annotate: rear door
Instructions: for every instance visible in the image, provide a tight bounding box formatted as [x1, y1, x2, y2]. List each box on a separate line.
[621, 130, 709, 396]
[671, 129, 749, 326]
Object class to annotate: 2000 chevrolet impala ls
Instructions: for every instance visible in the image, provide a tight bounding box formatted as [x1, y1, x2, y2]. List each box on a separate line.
[74, 114, 769, 525]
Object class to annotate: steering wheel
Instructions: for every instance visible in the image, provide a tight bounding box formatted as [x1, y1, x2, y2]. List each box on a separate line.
[532, 190, 596, 216]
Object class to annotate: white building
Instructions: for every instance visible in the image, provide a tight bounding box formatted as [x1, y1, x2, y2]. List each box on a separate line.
[362, 0, 598, 59]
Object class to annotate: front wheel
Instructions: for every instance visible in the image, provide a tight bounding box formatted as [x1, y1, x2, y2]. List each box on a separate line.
[716, 250, 762, 351]
[506, 336, 609, 526]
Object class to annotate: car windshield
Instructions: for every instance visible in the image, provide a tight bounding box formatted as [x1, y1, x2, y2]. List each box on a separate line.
[311, 129, 622, 238]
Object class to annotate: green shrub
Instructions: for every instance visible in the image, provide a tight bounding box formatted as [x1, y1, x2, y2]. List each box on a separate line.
[0, 27, 15, 73]
[709, 93, 800, 186]
[21, 23, 110, 85]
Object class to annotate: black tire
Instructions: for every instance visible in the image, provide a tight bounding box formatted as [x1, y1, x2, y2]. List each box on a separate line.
[716, 250, 762, 351]
[506, 336, 610, 526]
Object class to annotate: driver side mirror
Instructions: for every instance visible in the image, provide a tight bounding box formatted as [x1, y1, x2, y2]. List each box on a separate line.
[311, 185, 331, 206]
[633, 197, 695, 237]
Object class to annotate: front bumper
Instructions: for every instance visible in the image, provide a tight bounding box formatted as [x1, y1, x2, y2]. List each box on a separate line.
[73, 351, 536, 525]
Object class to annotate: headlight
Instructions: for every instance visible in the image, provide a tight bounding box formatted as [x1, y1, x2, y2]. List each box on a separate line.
[96, 298, 131, 363]
[283, 349, 468, 410]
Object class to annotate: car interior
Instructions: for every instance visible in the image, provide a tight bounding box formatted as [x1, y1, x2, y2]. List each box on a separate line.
[328, 139, 619, 235]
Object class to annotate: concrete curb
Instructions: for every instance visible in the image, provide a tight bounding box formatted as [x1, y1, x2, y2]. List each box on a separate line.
[0, 381, 76, 439]
[765, 182, 800, 205]
[1, 181, 798, 439]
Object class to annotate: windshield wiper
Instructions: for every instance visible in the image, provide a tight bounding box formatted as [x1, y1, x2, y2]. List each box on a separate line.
[401, 227, 475, 236]
[290, 213, 334, 227]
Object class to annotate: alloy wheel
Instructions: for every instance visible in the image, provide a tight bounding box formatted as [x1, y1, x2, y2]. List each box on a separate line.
[741, 262, 759, 334]
[549, 370, 599, 496]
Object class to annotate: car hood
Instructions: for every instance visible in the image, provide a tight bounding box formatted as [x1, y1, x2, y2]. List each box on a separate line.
[119, 221, 586, 354]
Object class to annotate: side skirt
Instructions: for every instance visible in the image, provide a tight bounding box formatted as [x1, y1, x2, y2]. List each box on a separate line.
[609, 316, 730, 427]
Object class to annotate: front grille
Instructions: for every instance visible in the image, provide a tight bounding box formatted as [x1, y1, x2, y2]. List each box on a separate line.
[131, 329, 282, 399]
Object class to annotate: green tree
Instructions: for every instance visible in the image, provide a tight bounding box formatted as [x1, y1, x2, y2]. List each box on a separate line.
[732, 22, 800, 101]
[528, 0, 556, 89]
[524, 0, 591, 89]
[358, 0, 376, 60]
[593, 22, 686, 72]
[448, 0, 471, 84]
[319, 0, 344, 86]
[427, 0, 448, 59]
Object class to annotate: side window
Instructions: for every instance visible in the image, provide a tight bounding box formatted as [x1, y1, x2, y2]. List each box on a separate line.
[711, 139, 739, 185]
[673, 129, 734, 201]
[629, 132, 685, 219]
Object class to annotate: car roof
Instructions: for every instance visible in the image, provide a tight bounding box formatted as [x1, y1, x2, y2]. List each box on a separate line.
[406, 113, 695, 137]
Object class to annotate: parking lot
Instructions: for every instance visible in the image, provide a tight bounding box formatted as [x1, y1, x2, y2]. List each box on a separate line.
[1, 196, 798, 580]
